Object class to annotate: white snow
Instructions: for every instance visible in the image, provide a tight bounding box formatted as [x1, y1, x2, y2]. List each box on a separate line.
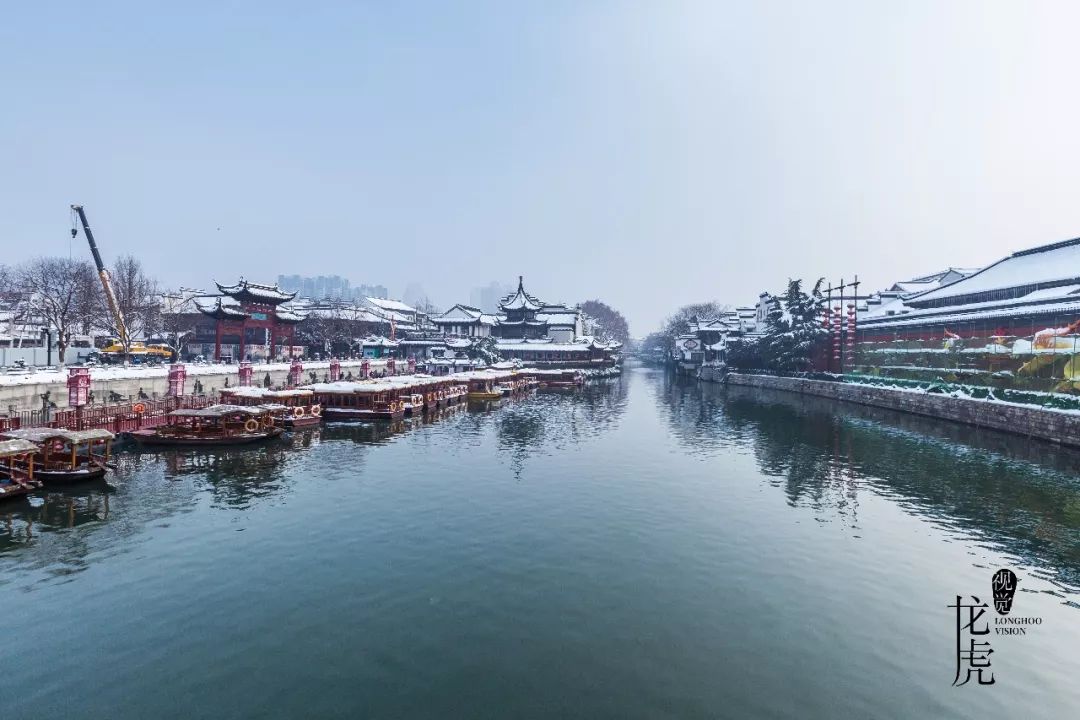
[910, 240, 1080, 303]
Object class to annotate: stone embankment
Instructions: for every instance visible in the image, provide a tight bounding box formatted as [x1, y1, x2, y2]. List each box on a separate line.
[727, 373, 1080, 448]
[0, 360, 379, 413]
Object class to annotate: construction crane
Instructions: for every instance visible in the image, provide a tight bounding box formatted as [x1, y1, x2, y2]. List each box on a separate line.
[71, 205, 129, 353]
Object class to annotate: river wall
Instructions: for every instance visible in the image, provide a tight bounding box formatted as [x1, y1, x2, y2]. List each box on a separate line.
[726, 373, 1080, 449]
[0, 360, 379, 414]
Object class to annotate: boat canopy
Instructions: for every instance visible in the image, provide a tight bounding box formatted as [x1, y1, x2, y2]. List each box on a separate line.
[168, 405, 270, 418]
[0, 438, 39, 458]
[223, 388, 315, 399]
[1, 428, 115, 444]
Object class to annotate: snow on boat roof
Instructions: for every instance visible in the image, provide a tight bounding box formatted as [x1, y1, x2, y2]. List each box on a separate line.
[908, 237, 1080, 304]
[304, 374, 463, 393]
[0, 438, 38, 457]
[1, 428, 115, 443]
[495, 340, 596, 352]
[169, 404, 269, 418]
[221, 387, 314, 398]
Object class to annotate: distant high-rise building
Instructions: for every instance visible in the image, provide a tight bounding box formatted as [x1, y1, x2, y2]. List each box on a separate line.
[470, 281, 513, 313]
[277, 275, 385, 301]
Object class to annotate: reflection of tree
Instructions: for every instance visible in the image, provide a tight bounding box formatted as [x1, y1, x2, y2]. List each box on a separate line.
[492, 379, 629, 478]
[655, 375, 1080, 589]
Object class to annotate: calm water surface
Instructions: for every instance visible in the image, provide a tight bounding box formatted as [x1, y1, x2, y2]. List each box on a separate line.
[2, 366, 1079, 719]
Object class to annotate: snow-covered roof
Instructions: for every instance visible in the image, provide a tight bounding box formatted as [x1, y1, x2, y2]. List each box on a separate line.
[907, 238, 1080, 306]
[215, 279, 296, 305]
[169, 404, 270, 418]
[433, 304, 497, 325]
[361, 335, 399, 347]
[1, 428, 115, 443]
[195, 296, 248, 319]
[366, 297, 418, 314]
[860, 298, 1080, 330]
[301, 304, 386, 324]
[220, 387, 314, 399]
[499, 276, 544, 312]
[495, 337, 617, 352]
[0, 438, 38, 457]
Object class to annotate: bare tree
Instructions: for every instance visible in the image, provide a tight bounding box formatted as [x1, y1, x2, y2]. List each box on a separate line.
[91, 255, 160, 355]
[0, 264, 29, 348]
[18, 257, 96, 366]
[160, 288, 202, 359]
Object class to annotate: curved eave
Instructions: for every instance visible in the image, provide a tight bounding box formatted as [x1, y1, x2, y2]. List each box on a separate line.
[199, 307, 248, 320]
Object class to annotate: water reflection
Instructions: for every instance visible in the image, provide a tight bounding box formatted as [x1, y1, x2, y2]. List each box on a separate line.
[494, 380, 629, 477]
[655, 375, 1080, 592]
[0, 383, 629, 574]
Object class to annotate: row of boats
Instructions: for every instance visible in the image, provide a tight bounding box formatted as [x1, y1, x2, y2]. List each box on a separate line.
[0, 367, 587, 501]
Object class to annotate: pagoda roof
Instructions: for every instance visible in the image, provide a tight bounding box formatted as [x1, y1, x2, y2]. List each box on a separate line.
[215, 278, 296, 305]
[499, 276, 544, 312]
[274, 308, 306, 324]
[196, 297, 249, 320]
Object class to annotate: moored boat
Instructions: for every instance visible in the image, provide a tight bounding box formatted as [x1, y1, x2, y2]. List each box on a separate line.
[129, 405, 283, 446]
[306, 380, 408, 420]
[0, 438, 41, 501]
[0, 428, 114, 484]
[219, 387, 322, 428]
[461, 369, 519, 400]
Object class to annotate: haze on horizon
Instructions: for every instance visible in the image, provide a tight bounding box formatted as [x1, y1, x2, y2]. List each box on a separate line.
[4, 1, 1080, 334]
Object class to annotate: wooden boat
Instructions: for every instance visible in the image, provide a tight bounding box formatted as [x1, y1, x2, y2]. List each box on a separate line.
[307, 380, 407, 420]
[0, 428, 114, 484]
[401, 392, 426, 415]
[129, 405, 284, 446]
[529, 368, 585, 389]
[0, 438, 41, 501]
[462, 369, 517, 400]
[219, 387, 322, 428]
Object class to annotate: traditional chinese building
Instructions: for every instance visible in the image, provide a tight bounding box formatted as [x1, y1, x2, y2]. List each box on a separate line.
[495, 277, 549, 339]
[193, 279, 305, 362]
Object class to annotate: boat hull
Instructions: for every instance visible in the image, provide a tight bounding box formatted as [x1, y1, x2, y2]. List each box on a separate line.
[0, 482, 42, 502]
[284, 415, 322, 429]
[36, 465, 109, 484]
[129, 427, 284, 446]
[321, 408, 404, 421]
[468, 391, 502, 401]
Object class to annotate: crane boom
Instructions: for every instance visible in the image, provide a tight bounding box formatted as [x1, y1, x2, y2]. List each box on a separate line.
[72, 205, 129, 349]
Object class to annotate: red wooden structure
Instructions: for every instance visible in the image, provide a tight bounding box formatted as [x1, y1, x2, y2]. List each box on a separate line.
[329, 359, 341, 382]
[239, 361, 253, 386]
[167, 364, 187, 397]
[67, 368, 90, 407]
[199, 279, 304, 362]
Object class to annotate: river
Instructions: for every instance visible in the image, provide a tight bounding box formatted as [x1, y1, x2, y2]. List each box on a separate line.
[1, 366, 1078, 718]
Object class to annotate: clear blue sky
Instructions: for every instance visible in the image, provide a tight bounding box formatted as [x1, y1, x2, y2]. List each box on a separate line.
[4, 1, 1080, 332]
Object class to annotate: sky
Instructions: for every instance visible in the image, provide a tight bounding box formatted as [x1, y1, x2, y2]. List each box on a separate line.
[4, 0, 1080, 334]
